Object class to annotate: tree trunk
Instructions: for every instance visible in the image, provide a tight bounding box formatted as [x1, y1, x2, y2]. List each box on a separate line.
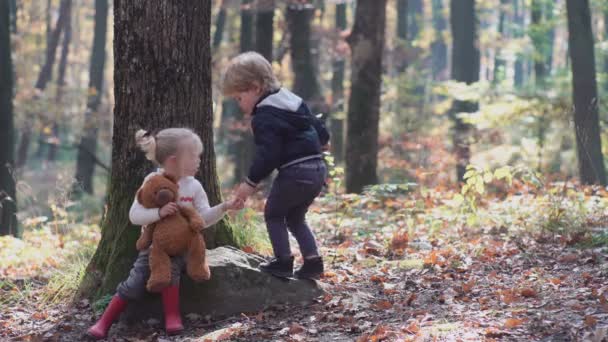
[513, 0, 525, 87]
[256, 0, 274, 62]
[55, 0, 72, 103]
[450, 0, 479, 182]
[605, 9, 608, 95]
[0, 0, 17, 236]
[35, 0, 71, 91]
[397, 0, 408, 41]
[530, 0, 546, 86]
[231, 0, 255, 185]
[9, 0, 16, 33]
[73, 0, 108, 196]
[286, 2, 325, 114]
[493, 0, 507, 84]
[212, 0, 227, 49]
[345, 0, 386, 193]
[431, 0, 448, 81]
[566, 0, 606, 185]
[80, 0, 237, 299]
[408, 0, 423, 41]
[330, 3, 347, 164]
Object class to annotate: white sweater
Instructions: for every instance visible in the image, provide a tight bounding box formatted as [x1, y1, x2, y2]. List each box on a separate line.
[129, 171, 225, 228]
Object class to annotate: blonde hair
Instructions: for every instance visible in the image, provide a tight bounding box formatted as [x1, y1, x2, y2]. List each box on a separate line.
[135, 128, 203, 165]
[221, 51, 280, 95]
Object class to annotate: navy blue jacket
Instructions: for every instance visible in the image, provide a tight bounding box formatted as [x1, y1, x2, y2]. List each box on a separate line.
[245, 88, 330, 186]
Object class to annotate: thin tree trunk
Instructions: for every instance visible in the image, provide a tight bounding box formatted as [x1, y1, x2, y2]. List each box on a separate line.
[566, 0, 606, 185]
[9, 0, 16, 33]
[1, 0, 17, 236]
[397, 0, 408, 41]
[450, 0, 479, 182]
[256, 0, 274, 62]
[431, 0, 448, 81]
[330, 3, 347, 163]
[286, 2, 325, 114]
[212, 0, 227, 49]
[36, 0, 71, 90]
[408, 0, 423, 41]
[73, 0, 108, 196]
[80, 0, 237, 299]
[231, 0, 255, 185]
[493, 0, 507, 84]
[531, 0, 546, 86]
[604, 9, 608, 95]
[345, 0, 386, 193]
[513, 0, 525, 87]
[55, 0, 72, 103]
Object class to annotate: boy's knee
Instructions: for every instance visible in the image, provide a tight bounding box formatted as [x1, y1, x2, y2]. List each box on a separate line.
[117, 277, 147, 301]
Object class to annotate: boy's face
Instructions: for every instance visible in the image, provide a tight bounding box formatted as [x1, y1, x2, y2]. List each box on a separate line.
[178, 143, 202, 177]
[232, 86, 262, 116]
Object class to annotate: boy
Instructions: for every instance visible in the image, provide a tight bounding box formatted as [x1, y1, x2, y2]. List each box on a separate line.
[222, 51, 329, 279]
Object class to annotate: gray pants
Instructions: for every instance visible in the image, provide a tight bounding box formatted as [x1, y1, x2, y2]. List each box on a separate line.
[116, 249, 185, 301]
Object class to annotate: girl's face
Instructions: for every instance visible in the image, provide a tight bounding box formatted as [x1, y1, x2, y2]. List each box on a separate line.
[232, 85, 263, 116]
[163, 142, 201, 178]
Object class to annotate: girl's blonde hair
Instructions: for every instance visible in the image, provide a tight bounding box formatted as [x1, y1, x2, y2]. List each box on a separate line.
[221, 51, 280, 95]
[135, 128, 203, 165]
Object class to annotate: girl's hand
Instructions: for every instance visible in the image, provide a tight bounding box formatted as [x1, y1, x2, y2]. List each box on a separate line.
[224, 198, 245, 211]
[159, 202, 178, 218]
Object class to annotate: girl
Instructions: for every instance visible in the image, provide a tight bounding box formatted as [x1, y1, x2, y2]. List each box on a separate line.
[87, 128, 242, 339]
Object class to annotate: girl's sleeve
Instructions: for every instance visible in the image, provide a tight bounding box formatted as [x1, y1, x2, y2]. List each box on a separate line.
[129, 172, 162, 226]
[193, 181, 225, 228]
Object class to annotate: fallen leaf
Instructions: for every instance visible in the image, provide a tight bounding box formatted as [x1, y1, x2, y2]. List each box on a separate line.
[549, 278, 561, 285]
[375, 300, 393, 310]
[520, 288, 537, 298]
[403, 321, 420, 334]
[585, 315, 598, 327]
[288, 323, 305, 335]
[558, 253, 578, 263]
[504, 318, 525, 329]
[241, 246, 255, 254]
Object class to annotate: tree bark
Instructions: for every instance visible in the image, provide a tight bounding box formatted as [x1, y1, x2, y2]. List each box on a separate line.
[408, 0, 423, 41]
[9, 0, 16, 33]
[396, 0, 408, 41]
[605, 9, 608, 95]
[36, 0, 71, 91]
[530, 0, 546, 86]
[80, 0, 237, 299]
[212, 0, 227, 49]
[286, 2, 325, 114]
[431, 0, 448, 81]
[493, 0, 507, 84]
[231, 0, 255, 185]
[256, 0, 274, 62]
[1, 0, 17, 236]
[55, 0, 72, 103]
[345, 0, 386, 193]
[330, 3, 347, 163]
[566, 0, 606, 185]
[513, 0, 525, 87]
[73, 0, 108, 196]
[450, 0, 480, 182]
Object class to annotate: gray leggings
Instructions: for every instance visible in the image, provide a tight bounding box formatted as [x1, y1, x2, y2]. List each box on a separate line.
[116, 249, 185, 301]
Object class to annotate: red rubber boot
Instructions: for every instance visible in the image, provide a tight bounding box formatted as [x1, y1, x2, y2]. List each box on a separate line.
[87, 295, 128, 339]
[161, 285, 184, 335]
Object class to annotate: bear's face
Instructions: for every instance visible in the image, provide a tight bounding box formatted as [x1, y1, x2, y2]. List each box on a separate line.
[136, 173, 179, 209]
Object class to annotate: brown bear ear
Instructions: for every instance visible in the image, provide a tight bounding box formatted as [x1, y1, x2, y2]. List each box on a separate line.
[164, 173, 178, 184]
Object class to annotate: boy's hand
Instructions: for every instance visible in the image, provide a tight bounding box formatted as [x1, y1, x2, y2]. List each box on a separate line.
[159, 202, 178, 218]
[235, 182, 256, 201]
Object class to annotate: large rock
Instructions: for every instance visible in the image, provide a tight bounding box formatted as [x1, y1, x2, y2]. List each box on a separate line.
[122, 246, 323, 321]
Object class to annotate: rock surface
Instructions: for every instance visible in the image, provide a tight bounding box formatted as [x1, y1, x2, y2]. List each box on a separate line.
[122, 246, 323, 321]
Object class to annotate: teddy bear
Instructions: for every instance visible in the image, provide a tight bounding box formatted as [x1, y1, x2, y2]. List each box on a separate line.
[134, 173, 210, 292]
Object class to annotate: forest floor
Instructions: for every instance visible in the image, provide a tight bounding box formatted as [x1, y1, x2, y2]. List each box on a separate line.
[2, 177, 608, 341]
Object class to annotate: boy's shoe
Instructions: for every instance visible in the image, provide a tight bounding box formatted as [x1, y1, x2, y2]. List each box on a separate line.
[87, 295, 128, 339]
[161, 285, 184, 335]
[259, 256, 294, 278]
[294, 256, 324, 280]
